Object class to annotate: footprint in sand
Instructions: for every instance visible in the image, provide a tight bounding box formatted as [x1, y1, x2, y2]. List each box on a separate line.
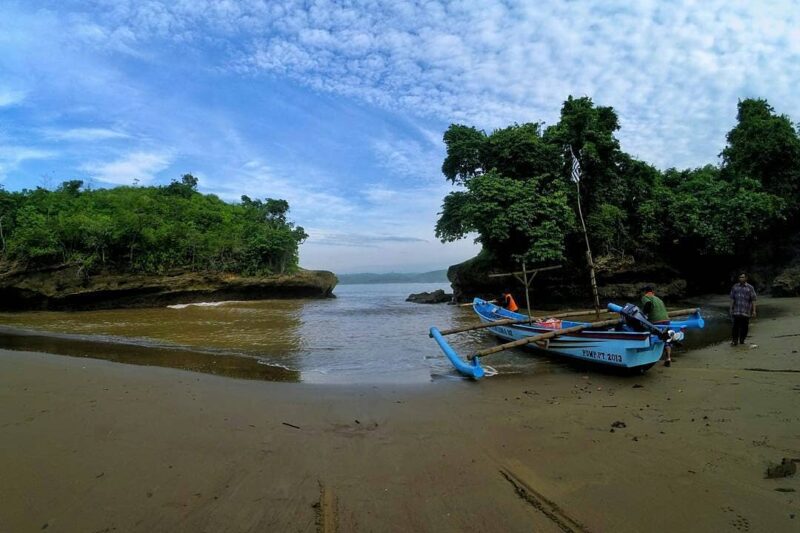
[722, 507, 750, 532]
[731, 514, 750, 531]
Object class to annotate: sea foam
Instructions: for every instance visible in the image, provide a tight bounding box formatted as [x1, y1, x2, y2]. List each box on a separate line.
[167, 301, 238, 309]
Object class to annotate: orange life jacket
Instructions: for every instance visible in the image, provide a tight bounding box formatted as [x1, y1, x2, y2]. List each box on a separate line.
[503, 293, 519, 312]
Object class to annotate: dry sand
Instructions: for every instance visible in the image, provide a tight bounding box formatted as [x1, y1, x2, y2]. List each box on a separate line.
[1, 298, 799, 532]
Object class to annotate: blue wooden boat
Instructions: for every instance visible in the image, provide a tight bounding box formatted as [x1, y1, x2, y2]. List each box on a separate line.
[430, 298, 704, 379]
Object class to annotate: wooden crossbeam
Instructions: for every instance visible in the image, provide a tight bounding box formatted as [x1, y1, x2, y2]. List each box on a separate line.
[487, 265, 562, 278]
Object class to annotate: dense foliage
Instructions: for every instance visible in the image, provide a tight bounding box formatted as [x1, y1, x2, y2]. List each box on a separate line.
[436, 97, 797, 275]
[0, 175, 307, 276]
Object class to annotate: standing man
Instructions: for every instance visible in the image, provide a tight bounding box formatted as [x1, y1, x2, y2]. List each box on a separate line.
[730, 273, 757, 346]
[641, 285, 672, 366]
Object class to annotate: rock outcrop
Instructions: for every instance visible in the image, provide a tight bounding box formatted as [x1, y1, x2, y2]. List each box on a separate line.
[447, 252, 687, 306]
[0, 265, 337, 311]
[406, 289, 453, 304]
[771, 266, 800, 296]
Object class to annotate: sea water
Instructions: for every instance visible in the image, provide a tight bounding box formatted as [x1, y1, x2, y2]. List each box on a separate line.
[0, 283, 735, 384]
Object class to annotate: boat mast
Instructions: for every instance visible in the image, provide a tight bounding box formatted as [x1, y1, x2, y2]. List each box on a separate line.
[570, 147, 601, 317]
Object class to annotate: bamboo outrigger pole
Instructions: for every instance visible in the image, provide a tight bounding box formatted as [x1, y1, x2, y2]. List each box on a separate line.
[468, 317, 622, 360]
[666, 308, 700, 318]
[435, 308, 614, 336]
[463, 307, 699, 360]
[440, 307, 699, 337]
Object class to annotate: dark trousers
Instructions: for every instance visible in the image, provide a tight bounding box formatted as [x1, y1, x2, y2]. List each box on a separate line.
[732, 315, 750, 344]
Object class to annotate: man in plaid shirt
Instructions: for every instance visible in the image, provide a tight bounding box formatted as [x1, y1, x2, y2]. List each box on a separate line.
[730, 273, 757, 346]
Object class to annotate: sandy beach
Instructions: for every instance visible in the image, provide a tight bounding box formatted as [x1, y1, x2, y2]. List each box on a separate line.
[1, 298, 798, 532]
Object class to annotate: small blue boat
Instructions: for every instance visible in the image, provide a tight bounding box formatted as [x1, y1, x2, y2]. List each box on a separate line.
[431, 298, 704, 379]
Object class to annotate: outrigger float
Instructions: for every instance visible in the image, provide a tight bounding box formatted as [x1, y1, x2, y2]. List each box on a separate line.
[430, 298, 705, 379]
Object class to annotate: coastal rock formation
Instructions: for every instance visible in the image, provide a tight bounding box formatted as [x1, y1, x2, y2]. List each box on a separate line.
[447, 252, 687, 306]
[771, 266, 800, 296]
[597, 279, 687, 302]
[406, 289, 453, 304]
[0, 265, 337, 311]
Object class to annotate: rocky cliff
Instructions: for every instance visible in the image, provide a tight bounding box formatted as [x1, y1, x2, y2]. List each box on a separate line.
[449, 249, 800, 306]
[447, 252, 688, 307]
[0, 265, 337, 311]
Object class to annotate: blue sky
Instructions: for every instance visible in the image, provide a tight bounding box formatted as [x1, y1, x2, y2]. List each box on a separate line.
[1, 1, 799, 273]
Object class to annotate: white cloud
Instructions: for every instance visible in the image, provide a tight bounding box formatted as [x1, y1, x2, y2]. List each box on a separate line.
[206, 156, 454, 249]
[13, 1, 799, 170]
[0, 146, 56, 162]
[81, 151, 172, 185]
[203, 158, 358, 232]
[370, 136, 442, 182]
[85, 0, 793, 170]
[357, 181, 462, 240]
[0, 145, 57, 180]
[45, 127, 130, 142]
[0, 88, 26, 107]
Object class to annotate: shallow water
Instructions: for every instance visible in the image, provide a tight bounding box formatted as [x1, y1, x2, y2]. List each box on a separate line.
[0, 284, 741, 384]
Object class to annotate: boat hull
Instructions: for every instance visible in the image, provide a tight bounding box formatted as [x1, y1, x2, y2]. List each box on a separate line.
[475, 300, 663, 369]
[429, 298, 704, 379]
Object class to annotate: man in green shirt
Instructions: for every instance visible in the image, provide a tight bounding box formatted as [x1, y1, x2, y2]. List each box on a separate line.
[641, 286, 672, 366]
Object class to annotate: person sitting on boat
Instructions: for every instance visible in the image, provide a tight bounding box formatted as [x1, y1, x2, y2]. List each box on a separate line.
[500, 289, 519, 312]
[641, 285, 672, 366]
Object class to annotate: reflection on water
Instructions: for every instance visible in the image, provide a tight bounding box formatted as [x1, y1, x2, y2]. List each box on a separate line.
[0, 328, 298, 382]
[0, 285, 746, 384]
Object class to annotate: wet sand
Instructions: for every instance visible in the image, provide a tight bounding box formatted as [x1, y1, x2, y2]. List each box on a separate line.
[1, 298, 798, 532]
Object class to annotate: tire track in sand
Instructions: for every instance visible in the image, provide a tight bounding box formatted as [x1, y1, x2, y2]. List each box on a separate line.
[500, 461, 589, 533]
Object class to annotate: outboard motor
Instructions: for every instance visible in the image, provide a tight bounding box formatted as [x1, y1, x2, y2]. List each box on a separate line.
[619, 303, 670, 341]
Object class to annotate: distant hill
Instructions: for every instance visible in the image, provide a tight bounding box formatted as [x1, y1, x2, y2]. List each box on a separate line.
[337, 270, 449, 284]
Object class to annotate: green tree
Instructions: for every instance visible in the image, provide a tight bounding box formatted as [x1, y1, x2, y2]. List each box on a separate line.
[441, 125, 487, 184]
[165, 173, 200, 198]
[0, 187, 18, 256]
[545, 96, 625, 212]
[436, 171, 574, 264]
[722, 98, 800, 209]
[481, 123, 561, 181]
[662, 166, 784, 256]
[616, 156, 665, 256]
[586, 203, 627, 255]
[7, 205, 60, 264]
[0, 176, 307, 276]
[57, 180, 83, 196]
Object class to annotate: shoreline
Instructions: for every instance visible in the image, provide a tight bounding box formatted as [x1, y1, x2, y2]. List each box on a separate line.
[1, 299, 798, 531]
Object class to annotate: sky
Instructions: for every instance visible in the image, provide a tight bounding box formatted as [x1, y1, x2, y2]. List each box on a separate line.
[1, 1, 799, 274]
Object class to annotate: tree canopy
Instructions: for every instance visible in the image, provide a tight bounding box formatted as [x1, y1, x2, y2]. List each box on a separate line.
[0, 176, 307, 276]
[436, 97, 796, 274]
[722, 98, 800, 210]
